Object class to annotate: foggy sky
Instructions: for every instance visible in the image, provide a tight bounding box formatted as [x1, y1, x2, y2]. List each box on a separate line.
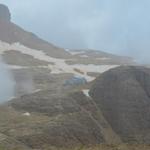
[1, 0, 150, 63]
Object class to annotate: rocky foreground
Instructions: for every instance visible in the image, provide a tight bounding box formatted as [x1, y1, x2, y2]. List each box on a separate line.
[0, 66, 149, 150]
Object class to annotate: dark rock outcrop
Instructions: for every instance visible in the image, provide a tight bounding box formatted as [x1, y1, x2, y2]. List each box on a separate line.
[90, 66, 150, 143]
[0, 4, 11, 22]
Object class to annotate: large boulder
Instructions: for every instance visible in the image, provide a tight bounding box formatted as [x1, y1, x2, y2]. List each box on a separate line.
[90, 66, 150, 143]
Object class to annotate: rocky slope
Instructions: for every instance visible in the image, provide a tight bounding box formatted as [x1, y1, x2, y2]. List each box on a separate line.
[1, 66, 149, 150]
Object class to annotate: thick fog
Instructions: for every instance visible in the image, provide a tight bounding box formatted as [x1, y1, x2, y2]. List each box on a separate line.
[1, 0, 150, 63]
[0, 58, 15, 102]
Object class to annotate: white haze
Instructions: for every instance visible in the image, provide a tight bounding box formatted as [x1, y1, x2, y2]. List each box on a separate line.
[0, 58, 15, 102]
[0, 0, 150, 63]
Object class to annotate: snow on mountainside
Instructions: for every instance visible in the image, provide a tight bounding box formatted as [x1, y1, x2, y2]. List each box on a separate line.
[0, 41, 118, 82]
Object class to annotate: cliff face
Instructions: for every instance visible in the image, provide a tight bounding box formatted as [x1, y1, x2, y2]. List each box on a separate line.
[0, 4, 11, 22]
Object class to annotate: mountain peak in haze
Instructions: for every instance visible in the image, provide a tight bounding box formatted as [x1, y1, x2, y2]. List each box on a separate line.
[0, 4, 11, 22]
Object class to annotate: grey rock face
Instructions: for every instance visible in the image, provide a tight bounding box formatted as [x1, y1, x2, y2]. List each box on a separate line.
[0, 4, 11, 22]
[90, 66, 150, 143]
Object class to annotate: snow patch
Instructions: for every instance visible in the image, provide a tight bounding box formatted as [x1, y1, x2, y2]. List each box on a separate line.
[7, 65, 27, 69]
[96, 57, 110, 60]
[31, 89, 41, 93]
[82, 89, 90, 97]
[23, 112, 31, 116]
[7, 65, 50, 70]
[0, 41, 118, 82]
[71, 64, 118, 74]
[65, 49, 85, 55]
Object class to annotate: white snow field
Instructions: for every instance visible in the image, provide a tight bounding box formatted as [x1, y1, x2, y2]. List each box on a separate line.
[82, 89, 90, 97]
[0, 41, 118, 81]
